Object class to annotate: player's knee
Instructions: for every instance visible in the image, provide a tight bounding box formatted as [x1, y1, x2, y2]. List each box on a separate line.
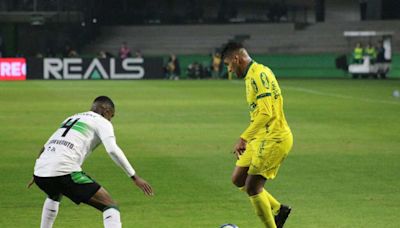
[98, 187, 118, 208]
[231, 167, 248, 188]
[245, 184, 260, 196]
[231, 175, 245, 188]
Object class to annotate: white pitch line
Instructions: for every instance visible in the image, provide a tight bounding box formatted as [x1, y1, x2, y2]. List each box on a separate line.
[283, 86, 400, 106]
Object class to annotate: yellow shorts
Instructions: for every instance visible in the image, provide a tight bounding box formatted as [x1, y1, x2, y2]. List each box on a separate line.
[236, 133, 293, 179]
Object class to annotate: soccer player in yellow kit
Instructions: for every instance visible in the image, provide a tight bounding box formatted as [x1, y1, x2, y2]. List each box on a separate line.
[221, 42, 293, 228]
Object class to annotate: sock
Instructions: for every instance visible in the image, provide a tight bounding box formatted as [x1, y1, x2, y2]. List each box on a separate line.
[264, 189, 281, 216]
[40, 198, 59, 228]
[103, 208, 122, 228]
[238, 186, 246, 192]
[249, 191, 277, 228]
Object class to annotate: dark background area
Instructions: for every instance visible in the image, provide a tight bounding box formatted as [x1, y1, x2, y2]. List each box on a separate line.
[1, 0, 400, 57]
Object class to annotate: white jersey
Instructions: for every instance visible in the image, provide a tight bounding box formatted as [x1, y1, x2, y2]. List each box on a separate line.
[34, 111, 117, 177]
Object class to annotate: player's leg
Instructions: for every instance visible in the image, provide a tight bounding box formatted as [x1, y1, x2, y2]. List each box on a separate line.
[265, 190, 292, 228]
[265, 189, 281, 215]
[33, 176, 63, 228]
[272, 135, 294, 228]
[39, 195, 62, 228]
[233, 140, 254, 191]
[232, 166, 281, 212]
[249, 135, 293, 228]
[85, 187, 121, 228]
[85, 187, 117, 211]
[60, 172, 121, 228]
[231, 166, 249, 191]
[261, 189, 291, 228]
[246, 174, 276, 228]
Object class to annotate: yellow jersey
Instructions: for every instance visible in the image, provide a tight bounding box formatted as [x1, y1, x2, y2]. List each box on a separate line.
[240, 61, 291, 141]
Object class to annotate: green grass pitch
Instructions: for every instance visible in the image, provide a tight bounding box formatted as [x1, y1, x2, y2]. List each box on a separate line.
[0, 79, 400, 227]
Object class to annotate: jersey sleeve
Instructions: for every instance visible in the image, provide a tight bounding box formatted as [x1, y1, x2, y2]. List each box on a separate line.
[96, 118, 136, 177]
[102, 137, 136, 177]
[240, 68, 274, 141]
[96, 118, 115, 141]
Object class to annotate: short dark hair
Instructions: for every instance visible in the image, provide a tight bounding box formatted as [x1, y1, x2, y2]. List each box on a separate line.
[221, 42, 244, 59]
[93, 96, 115, 109]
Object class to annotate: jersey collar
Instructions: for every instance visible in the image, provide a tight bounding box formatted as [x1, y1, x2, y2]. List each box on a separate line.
[89, 111, 108, 121]
[242, 60, 254, 79]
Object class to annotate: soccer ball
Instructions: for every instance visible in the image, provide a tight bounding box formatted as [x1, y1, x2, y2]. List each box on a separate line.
[220, 224, 239, 228]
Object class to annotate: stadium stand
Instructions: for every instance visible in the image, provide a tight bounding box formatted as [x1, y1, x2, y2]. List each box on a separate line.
[84, 20, 400, 56]
[84, 23, 293, 55]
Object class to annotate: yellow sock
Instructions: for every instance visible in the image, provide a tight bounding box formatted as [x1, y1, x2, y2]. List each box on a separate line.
[238, 186, 246, 192]
[249, 191, 277, 228]
[264, 189, 281, 216]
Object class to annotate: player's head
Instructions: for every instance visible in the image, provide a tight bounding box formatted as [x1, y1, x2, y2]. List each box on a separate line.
[221, 42, 251, 78]
[91, 96, 115, 121]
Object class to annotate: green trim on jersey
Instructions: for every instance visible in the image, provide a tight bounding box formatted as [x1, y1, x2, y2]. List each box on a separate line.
[71, 121, 90, 136]
[256, 92, 272, 100]
[71, 172, 95, 184]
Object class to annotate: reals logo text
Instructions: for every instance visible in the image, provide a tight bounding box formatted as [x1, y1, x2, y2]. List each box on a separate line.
[44, 58, 145, 80]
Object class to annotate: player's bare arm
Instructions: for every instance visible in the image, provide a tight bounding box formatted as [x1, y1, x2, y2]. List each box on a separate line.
[131, 175, 153, 196]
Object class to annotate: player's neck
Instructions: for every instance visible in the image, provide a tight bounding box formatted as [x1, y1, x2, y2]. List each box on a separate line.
[90, 108, 102, 116]
[240, 58, 253, 77]
[243, 57, 252, 67]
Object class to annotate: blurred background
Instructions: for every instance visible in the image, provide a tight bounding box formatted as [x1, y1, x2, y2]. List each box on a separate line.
[0, 0, 399, 79]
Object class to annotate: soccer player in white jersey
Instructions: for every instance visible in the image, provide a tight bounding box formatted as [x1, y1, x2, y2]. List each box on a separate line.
[28, 96, 153, 228]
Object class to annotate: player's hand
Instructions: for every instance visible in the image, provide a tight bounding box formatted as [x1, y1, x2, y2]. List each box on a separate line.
[131, 175, 154, 196]
[27, 177, 35, 189]
[233, 138, 247, 159]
